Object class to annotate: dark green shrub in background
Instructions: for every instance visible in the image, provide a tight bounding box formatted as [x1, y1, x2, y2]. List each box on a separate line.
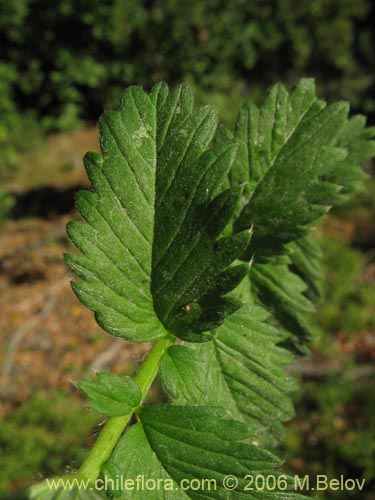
[0, 0, 373, 140]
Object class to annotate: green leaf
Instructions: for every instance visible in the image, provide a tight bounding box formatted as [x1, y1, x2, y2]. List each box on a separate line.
[65, 84, 251, 343]
[160, 305, 298, 447]
[224, 80, 373, 351]
[77, 373, 141, 417]
[278, 116, 375, 339]
[103, 423, 188, 500]
[107, 407, 308, 499]
[287, 234, 323, 303]
[159, 346, 205, 404]
[249, 258, 315, 355]
[230, 78, 348, 253]
[217, 79, 373, 357]
[328, 115, 375, 196]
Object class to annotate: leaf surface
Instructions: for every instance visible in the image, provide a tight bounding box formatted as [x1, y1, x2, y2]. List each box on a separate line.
[107, 407, 308, 499]
[159, 346, 206, 404]
[65, 84, 250, 342]
[230, 78, 348, 253]
[328, 115, 375, 196]
[77, 373, 141, 417]
[160, 305, 298, 447]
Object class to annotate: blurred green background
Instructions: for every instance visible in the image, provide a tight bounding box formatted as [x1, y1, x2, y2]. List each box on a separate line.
[0, 1, 374, 499]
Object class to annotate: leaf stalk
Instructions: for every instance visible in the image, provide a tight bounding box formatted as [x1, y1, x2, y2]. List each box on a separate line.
[76, 333, 175, 482]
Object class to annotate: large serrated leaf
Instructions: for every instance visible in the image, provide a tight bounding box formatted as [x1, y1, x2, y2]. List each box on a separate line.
[103, 423, 188, 500]
[65, 84, 251, 343]
[160, 305, 298, 448]
[229, 78, 348, 253]
[106, 407, 308, 499]
[225, 79, 373, 354]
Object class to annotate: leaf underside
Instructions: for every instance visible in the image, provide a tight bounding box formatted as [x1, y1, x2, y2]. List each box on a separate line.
[65, 83, 250, 343]
[224, 78, 374, 353]
[160, 305, 297, 448]
[77, 373, 141, 417]
[107, 406, 308, 500]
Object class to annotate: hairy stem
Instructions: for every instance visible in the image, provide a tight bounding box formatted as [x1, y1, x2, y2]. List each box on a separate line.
[77, 334, 175, 482]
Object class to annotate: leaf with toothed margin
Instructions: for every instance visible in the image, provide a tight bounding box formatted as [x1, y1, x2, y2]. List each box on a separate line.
[105, 406, 309, 499]
[65, 83, 251, 343]
[287, 234, 323, 303]
[327, 115, 375, 197]
[249, 256, 315, 356]
[77, 373, 141, 417]
[57, 79, 370, 499]
[219, 79, 372, 355]
[159, 305, 298, 448]
[226, 78, 348, 254]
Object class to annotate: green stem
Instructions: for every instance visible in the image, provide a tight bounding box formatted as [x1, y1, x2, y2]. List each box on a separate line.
[76, 334, 175, 482]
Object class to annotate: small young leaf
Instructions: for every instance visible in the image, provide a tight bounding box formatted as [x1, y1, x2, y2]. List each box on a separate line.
[77, 373, 141, 417]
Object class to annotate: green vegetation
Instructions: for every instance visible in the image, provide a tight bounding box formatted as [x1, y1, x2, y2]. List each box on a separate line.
[1, 0, 373, 171]
[0, 189, 15, 223]
[0, 393, 100, 494]
[287, 379, 375, 500]
[318, 237, 374, 335]
[281, 179, 375, 500]
[0, 3, 373, 498]
[23, 80, 374, 499]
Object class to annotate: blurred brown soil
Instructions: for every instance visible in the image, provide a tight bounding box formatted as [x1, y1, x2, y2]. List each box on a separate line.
[5, 127, 100, 191]
[0, 214, 150, 418]
[0, 128, 151, 418]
